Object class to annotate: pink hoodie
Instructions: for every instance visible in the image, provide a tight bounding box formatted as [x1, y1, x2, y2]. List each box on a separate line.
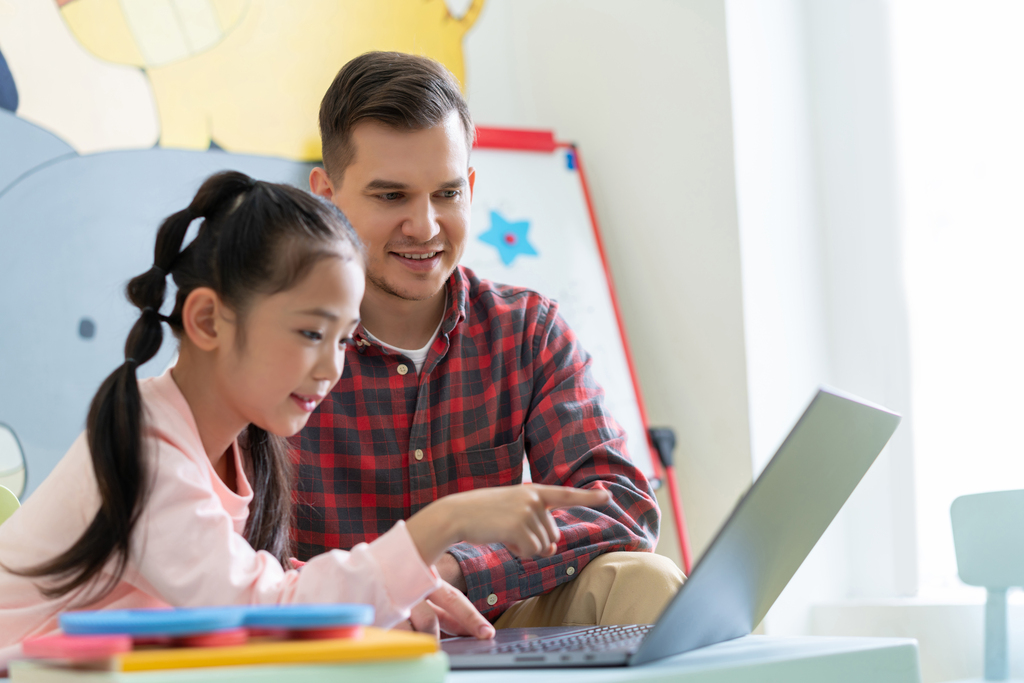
[0, 370, 439, 666]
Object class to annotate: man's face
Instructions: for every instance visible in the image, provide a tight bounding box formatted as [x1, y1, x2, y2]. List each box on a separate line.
[319, 112, 475, 304]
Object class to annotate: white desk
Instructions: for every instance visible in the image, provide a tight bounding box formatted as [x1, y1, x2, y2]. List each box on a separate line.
[447, 636, 922, 683]
[0, 636, 920, 682]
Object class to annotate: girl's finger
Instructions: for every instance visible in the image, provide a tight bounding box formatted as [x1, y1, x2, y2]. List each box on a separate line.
[525, 516, 551, 554]
[408, 600, 440, 638]
[541, 509, 560, 547]
[512, 529, 543, 558]
[428, 585, 495, 639]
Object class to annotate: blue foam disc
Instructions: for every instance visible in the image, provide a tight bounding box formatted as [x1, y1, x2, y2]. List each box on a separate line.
[241, 604, 374, 629]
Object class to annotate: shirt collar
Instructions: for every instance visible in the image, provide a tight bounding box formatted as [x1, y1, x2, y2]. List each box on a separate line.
[443, 266, 469, 335]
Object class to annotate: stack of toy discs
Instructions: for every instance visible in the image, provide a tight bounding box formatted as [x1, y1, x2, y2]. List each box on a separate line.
[11, 605, 446, 682]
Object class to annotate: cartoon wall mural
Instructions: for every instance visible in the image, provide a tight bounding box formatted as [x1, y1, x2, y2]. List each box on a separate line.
[0, 46, 17, 113]
[0, 0, 159, 154]
[56, 0, 484, 160]
[0, 424, 26, 497]
[0, 0, 486, 497]
[0, 110, 319, 497]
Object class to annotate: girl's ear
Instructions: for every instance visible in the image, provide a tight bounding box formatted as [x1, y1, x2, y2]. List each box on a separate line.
[181, 287, 227, 351]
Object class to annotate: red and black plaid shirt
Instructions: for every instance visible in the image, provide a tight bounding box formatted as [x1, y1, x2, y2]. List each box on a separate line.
[293, 266, 660, 618]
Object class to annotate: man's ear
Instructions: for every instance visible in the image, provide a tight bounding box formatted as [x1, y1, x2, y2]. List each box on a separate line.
[309, 166, 335, 201]
[181, 287, 226, 352]
[467, 167, 476, 202]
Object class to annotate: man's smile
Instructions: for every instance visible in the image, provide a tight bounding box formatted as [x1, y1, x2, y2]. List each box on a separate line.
[390, 249, 445, 272]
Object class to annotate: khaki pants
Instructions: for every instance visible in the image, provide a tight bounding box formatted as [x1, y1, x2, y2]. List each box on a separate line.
[493, 552, 685, 628]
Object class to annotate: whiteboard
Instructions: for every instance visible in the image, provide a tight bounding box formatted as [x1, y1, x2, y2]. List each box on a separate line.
[461, 145, 655, 478]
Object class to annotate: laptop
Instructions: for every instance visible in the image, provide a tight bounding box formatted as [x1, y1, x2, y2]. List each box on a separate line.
[441, 387, 901, 668]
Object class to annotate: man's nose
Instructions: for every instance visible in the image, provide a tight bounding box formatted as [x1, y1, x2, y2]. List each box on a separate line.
[402, 194, 441, 242]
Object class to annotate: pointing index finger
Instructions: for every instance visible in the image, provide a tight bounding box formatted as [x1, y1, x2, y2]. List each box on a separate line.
[533, 485, 612, 510]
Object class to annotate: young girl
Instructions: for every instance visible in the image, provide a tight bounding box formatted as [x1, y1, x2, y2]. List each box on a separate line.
[0, 171, 609, 664]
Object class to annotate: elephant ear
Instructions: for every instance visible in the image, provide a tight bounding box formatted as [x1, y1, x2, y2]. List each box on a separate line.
[0, 110, 75, 195]
[59, 0, 248, 69]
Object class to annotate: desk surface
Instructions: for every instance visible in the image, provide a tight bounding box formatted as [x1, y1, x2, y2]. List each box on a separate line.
[446, 635, 922, 683]
[0, 635, 921, 683]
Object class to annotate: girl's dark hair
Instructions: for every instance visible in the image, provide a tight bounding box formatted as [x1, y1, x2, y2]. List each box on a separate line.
[15, 171, 362, 601]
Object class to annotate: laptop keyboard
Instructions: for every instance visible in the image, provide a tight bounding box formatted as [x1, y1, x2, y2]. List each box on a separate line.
[492, 624, 653, 654]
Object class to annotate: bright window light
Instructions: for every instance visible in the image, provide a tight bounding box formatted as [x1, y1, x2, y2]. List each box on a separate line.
[892, 0, 1024, 593]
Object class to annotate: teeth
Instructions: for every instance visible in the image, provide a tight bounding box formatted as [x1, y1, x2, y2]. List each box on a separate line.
[400, 252, 437, 260]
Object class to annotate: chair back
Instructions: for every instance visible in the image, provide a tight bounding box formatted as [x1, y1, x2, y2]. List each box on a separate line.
[0, 483, 19, 526]
[952, 489, 1024, 588]
[951, 489, 1024, 681]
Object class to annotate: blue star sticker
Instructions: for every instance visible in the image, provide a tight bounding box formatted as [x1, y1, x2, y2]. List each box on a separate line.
[479, 210, 539, 266]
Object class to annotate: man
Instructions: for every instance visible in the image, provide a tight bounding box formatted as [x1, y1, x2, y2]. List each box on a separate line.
[298, 51, 683, 634]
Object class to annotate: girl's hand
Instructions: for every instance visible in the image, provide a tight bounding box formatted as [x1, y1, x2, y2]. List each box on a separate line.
[407, 484, 612, 565]
[398, 583, 496, 640]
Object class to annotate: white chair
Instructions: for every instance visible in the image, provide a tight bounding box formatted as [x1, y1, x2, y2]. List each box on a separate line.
[950, 489, 1024, 682]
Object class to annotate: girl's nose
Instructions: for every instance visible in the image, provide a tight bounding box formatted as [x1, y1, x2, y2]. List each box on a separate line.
[314, 346, 346, 382]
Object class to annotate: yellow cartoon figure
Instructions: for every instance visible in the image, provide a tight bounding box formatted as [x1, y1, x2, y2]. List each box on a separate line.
[59, 0, 484, 160]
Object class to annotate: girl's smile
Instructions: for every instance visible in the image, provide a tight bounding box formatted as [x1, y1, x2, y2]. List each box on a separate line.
[290, 392, 326, 413]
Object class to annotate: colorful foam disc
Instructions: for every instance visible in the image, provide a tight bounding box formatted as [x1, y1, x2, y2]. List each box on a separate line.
[22, 633, 132, 660]
[241, 604, 373, 630]
[289, 625, 363, 640]
[61, 607, 244, 637]
[173, 627, 249, 648]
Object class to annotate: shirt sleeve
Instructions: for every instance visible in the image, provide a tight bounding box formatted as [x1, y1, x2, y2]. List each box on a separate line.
[446, 300, 662, 618]
[130, 444, 440, 627]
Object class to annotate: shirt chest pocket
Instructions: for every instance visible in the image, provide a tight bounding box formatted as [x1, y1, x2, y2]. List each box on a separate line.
[452, 433, 525, 491]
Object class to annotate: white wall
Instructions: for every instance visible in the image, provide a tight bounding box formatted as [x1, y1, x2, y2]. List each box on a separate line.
[464, 0, 754, 560]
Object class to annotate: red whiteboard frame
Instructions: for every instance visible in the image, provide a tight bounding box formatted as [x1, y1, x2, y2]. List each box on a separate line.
[473, 126, 693, 573]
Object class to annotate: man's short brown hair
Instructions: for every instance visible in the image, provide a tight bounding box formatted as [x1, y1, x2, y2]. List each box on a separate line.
[319, 51, 475, 180]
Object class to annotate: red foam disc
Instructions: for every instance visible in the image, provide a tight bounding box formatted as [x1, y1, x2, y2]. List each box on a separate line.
[172, 627, 249, 648]
[289, 625, 363, 640]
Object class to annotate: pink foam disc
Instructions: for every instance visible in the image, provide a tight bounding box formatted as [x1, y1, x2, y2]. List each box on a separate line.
[22, 633, 132, 660]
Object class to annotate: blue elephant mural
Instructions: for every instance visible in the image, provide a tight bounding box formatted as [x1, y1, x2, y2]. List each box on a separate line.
[0, 110, 314, 496]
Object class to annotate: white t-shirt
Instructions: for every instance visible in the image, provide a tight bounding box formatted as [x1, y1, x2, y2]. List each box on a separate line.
[363, 290, 446, 374]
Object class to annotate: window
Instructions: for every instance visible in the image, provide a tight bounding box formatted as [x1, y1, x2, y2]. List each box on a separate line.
[892, 0, 1024, 593]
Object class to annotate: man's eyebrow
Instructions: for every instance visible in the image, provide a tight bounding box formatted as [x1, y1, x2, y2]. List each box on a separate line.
[364, 179, 409, 191]
[363, 178, 466, 192]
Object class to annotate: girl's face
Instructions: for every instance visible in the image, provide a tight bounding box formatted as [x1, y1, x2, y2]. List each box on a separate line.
[217, 254, 365, 437]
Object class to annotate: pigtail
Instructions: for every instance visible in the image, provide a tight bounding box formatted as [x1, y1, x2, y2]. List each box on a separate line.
[13, 206, 196, 600]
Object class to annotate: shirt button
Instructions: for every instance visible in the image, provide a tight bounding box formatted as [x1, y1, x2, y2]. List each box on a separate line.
[414, 449, 424, 461]
[486, 593, 498, 606]
[397, 363, 409, 376]
[566, 566, 576, 576]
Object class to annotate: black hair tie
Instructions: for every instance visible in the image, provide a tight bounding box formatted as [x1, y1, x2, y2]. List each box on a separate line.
[141, 306, 172, 324]
[150, 265, 166, 277]
[125, 357, 138, 368]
